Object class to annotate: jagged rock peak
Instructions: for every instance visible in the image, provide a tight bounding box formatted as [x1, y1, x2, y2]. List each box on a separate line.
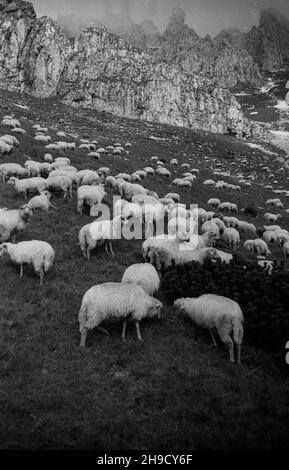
[0, 0, 35, 18]
[166, 6, 187, 34]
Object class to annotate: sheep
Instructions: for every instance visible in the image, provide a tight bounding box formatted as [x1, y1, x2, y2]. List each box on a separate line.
[244, 239, 271, 256]
[1, 118, 21, 128]
[0, 240, 55, 285]
[0, 205, 33, 242]
[0, 163, 27, 181]
[78, 282, 162, 347]
[143, 167, 154, 175]
[77, 185, 107, 216]
[264, 213, 282, 223]
[78, 216, 122, 258]
[262, 230, 278, 244]
[0, 140, 13, 155]
[48, 170, 79, 185]
[211, 217, 226, 235]
[156, 167, 171, 177]
[46, 175, 72, 199]
[143, 237, 220, 270]
[207, 198, 220, 208]
[34, 134, 51, 144]
[174, 294, 243, 364]
[222, 227, 240, 250]
[7, 177, 47, 198]
[214, 249, 233, 264]
[170, 158, 178, 165]
[28, 191, 55, 212]
[121, 263, 160, 296]
[203, 179, 215, 186]
[79, 171, 101, 186]
[201, 221, 220, 241]
[237, 221, 257, 237]
[0, 135, 19, 147]
[263, 225, 281, 232]
[218, 202, 238, 214]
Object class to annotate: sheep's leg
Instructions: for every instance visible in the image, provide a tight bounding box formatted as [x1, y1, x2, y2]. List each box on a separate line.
[135, 321, 143, 341]
[63, 190, 67, 200]
[104, 241, 109, 254]
[39, 269, 44, 286]
[97, 326, 110, 336]
[219, 331, 234, 363]
[109, 241, 115, 256]
[19, 264, 23, 279]
[236, 344, 242, 365]
[210, 330, 217, 346]
[122, 319, 127, 341]
[80, 328, 88, 348]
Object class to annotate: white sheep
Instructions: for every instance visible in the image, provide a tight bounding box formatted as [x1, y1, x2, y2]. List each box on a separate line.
[78, 216, 122, 258]
[174, 294, 244, 364]
[78, 282, 162, 347]
[0, 240, 55, 285]
[46, 175, 72, 199]
[264, 213, 282, 223]
[121, 263, 160, 296]
[0, 205, 33, 242]
[222, 227, 240, 250]
[77, 185, 107, 216]
[8, 177, 47, 198]
[207, 198, 220, 208]
[28, 191, 55, 212]
[0, 163, 27, 181]
[201, 221, 220, 241]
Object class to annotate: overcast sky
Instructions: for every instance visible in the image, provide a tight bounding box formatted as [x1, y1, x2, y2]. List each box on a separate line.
[32, 0, 289, 37]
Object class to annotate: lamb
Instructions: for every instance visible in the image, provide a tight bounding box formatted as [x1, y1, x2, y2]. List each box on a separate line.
[174, 294, 243, 364]
[0, 240, 55, 285]
[7, 177, 47, 198]
[28, 191, 55, 212]
[264, 213, 282, 223]
[221, 227, 240, 250]
[46, 175, 72, 199]
[78, 282, 162, 347]
[0, 205, 33, 242]
[77, 185, 107, 215]
[121, 263, 160, 296]
[78, 216, 122, 259]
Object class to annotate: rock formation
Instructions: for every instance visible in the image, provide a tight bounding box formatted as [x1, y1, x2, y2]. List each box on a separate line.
[0, 0, 269, 139]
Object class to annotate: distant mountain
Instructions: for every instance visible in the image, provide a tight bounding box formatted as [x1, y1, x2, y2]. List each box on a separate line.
[0, 0, 267, 139]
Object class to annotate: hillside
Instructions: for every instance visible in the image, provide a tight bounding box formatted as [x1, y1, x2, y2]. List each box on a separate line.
[0, 89, 289, 449]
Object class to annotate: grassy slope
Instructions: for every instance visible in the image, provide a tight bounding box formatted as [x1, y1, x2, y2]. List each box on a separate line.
[0, 89, 289, 450]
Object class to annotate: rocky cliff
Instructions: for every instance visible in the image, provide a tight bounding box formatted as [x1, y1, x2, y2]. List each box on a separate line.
[0, 0, 267, 139]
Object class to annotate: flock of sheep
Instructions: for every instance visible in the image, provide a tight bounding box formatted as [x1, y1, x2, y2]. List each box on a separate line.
[1, 113, 289, 366]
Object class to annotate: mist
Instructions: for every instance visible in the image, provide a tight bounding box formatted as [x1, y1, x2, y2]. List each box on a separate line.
[32, 0, 289, 37]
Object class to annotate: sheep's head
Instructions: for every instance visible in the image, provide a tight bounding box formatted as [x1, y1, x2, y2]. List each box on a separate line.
[174, 299, 185, 312]
[7, 177, 16, 186]
[148, 299, 162, 320]
[0, 243, 10, 256]
[204, 247, 221, 261]
[176, 231, 190, 242]
[19, 205, 33, 220]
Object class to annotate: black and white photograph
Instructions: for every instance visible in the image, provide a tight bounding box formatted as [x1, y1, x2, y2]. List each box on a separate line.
[0, 0, 289, 454]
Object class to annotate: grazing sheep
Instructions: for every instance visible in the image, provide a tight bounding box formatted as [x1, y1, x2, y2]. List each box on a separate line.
[0, 163, 27, 181]
[46, 175, 72, 199]
[207, 198, 220, 208]
[222, 227, 240, 250]
[218, 202, 238, 214]
[77, 185, 107, 215]
[0, 205, 33, 242]
[0, 240, 55, 285]
[201, 221, 220, 241]
[78, 216, 122, 259]
[244, 239, 271, 256]
[174, 294, 244, 364]
[28, 191, 54, 212]
[7, 177, 47, 198]
[78, 282, 162, 346]
[203, 179, 215, 186]
[264, 213, 282, 223]
[121, 263, 160, 296]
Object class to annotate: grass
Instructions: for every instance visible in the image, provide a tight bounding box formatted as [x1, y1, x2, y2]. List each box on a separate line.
[0, 88, 289, 449]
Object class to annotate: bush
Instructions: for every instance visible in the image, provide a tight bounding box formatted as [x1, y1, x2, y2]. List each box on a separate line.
[162, 257, 289, 354]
